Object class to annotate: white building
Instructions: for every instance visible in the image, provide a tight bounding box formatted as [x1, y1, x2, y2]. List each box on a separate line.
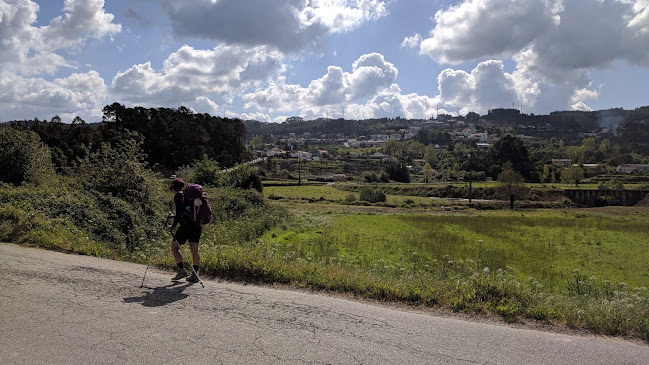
[617, 164, 649, 174]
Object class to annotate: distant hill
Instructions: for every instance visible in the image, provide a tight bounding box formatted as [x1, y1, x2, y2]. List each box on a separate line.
[244, 107, 646, 140]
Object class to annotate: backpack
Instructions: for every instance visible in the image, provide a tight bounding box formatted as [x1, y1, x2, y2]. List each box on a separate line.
[181, 184, 212, 227]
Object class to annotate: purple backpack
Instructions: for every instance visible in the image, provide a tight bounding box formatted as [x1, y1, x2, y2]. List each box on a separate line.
[182, 184, 212, 226]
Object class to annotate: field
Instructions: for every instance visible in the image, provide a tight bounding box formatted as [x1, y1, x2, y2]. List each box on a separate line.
[167, 182, 649, 340]
[264, 183, 438, 206]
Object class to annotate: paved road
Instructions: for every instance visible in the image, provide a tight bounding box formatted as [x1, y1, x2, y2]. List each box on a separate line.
[1, 242, 647, 364]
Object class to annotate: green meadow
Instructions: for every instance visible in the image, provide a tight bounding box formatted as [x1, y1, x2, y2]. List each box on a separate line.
[264, 184, 451, 206]
[179, 180, 649, 340]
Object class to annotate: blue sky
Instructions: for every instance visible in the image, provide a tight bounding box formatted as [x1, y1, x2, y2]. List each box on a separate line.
[1, 0, 648, 123]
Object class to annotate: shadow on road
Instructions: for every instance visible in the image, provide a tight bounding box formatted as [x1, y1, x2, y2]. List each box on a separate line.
[123, 282, 194, 307]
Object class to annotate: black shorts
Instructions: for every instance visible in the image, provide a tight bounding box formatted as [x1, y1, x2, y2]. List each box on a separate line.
[174, 224, 202, 245]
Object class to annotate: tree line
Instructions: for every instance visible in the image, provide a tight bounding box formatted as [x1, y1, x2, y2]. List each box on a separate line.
[7, 103, 248, 171]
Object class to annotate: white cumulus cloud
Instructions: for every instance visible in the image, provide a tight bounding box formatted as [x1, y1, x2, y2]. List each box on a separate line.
[0, 70, 108, 121]
[437, 59, 540, 115]
[162, 0, 387, 52]
[0, 0, 121, 75]
[419, 0, 649, 114]
[401, 33, 421, 48]
[243, 52, 398, 113]
[110, 44, 285, 106]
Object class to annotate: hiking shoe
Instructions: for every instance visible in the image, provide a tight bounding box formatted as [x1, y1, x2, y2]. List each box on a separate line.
[186, 272, 200, 283]
[172, 268, 188, 280]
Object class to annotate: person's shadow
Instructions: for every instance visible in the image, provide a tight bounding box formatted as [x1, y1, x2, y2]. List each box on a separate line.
[124, 281, 193, 307]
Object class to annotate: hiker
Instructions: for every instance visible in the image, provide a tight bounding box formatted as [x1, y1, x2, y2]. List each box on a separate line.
[167, 178, 210, 283]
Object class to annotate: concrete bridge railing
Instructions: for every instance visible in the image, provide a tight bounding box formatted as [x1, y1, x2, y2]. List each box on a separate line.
[564, 189, 649, 207]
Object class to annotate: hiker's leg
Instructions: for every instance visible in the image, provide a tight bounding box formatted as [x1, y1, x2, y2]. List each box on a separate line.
[171, 240, 183, 264]
[189, 242, 200, 267]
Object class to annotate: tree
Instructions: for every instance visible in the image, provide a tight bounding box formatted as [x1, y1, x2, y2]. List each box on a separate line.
[466, 111, 480, 122]
[249, 136, 264, 150]
[541, 165, 551, 185]
[561, 166, 584, 186]
[497, 168, 529, 209]
[359, 187, 386, 203]
[0, 127, 54, 185]
[423, 162, 434, 183]
[423, 145, 438, 167]
[598, 138, 610, 155]
[191, 154, 221, 186]
[384, 161, 410, 183]
[566, 145, 585, 164]
[490, 134, 532, 179]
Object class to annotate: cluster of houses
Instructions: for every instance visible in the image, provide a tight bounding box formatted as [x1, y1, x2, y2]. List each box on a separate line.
[551, 159, 649, 174]
[263, 147, 329, 161]
[252, 118, 644, 172]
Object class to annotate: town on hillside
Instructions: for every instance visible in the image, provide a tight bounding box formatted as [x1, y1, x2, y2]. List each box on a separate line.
[244, 107, 649, 193]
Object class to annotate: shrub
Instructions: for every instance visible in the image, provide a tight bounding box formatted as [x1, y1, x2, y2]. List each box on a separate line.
[0, 126, 54, 185]
[209, 188, 265, 221]
[361, 171, 379, 183]
[219, 165, 263, 193]
[51, 139, 166, 251]
[359, 187, 387, 203]
[345, 193, 357, 202]
[191, 154, 221, 186]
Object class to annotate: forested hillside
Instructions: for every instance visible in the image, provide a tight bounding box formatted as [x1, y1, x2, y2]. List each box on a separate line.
[8, 104, 248, 170]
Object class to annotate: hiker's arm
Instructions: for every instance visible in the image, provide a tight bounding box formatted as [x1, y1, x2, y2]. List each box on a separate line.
[170, 193, 183, 230]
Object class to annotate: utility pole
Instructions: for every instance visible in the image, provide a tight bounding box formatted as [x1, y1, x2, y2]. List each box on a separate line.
[467, 151, 473, 204]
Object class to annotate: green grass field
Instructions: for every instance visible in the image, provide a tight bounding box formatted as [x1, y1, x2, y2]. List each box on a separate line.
[190, 183, 649, 340]
[257, 209, 649, 290]
[264, 184, 438, 206]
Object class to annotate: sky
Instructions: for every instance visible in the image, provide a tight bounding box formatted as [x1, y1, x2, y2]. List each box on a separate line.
[1, 0, 649, 123]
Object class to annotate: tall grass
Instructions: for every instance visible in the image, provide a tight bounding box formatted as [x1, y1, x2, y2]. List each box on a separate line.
[189, 207, 649, 340]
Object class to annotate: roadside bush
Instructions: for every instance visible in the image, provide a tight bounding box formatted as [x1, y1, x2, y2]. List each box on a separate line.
[0, 138, 168, 253]
[209, 188, 265, 221]
[0, 126, 54, 186]
[219, 164, 263, 193]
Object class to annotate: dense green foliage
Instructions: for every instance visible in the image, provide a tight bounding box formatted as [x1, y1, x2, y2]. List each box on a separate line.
[0, 138, 168, 253]
[358, 187, 386, 203]
[616, 106, 649, 155]
[179, 155, 263, 193]
[102, 104, 247, 168]
[0, 127, 54, 185]
[14, 104, 248, 171]
[0, 127, 281, 263]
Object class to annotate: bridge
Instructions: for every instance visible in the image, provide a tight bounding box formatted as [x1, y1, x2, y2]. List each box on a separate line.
[564, 189, 649, 207]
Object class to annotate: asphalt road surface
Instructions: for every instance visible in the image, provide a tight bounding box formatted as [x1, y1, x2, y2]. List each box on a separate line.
[1, 242, 647, 364]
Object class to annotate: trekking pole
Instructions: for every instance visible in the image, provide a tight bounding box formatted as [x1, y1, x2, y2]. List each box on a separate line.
[140, 212, 174, 288]
[140, 261, 151, 288]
